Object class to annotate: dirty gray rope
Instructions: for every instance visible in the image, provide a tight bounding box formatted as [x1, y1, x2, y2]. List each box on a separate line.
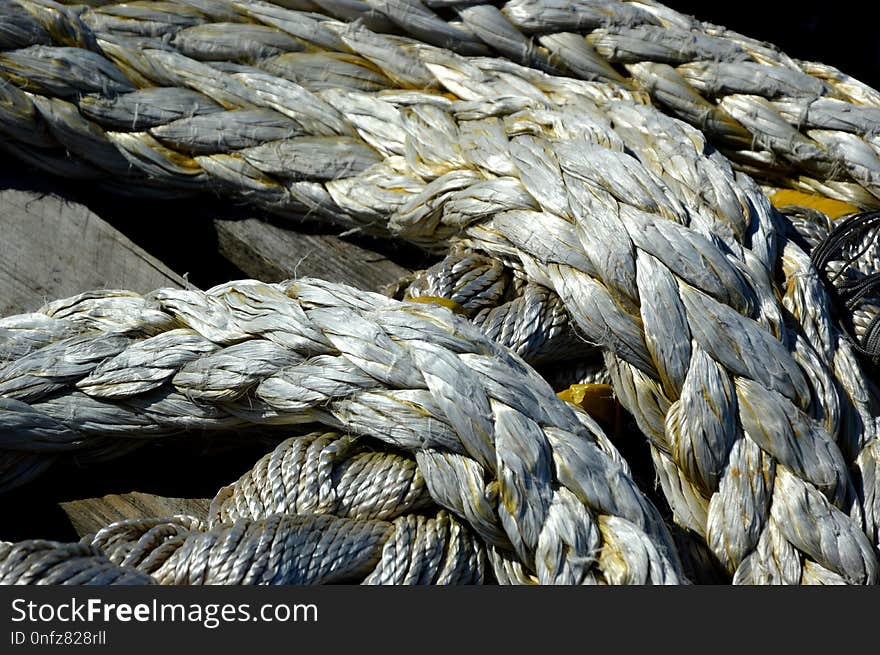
[330, 0, 880, 207]
[1, 0, 657, 238]
[381, 89, 880, 584]
[2, 0, 880, 584]
[1, 0, 875, 360]
[1, 3, 868, 384]
[0, 278, 684, 584]
[288, 66, 880, 582]
[2, 0, 879, 209]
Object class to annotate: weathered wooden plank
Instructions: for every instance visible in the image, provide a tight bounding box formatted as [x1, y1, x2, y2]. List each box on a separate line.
[215, 217, 410, 292]
[0, 186, 197, 530]
[0, 188, 186, 316]
[59, 492, 211, 538]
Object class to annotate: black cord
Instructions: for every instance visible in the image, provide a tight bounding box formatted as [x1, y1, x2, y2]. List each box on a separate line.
[809, 211, 880, 365]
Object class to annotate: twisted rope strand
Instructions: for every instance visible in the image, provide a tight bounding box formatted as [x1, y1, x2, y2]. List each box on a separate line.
[1, 427, 680, 584]
[403, 247, 594, 365]
[0, 540, 156, 584]
[86, 433, 488, 585]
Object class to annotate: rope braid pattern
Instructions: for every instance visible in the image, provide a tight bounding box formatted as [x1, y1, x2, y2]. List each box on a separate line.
[1, 0, 879, 584]
[2, 0, 879, 210]
[2, 0, 871, 372]
[0, 279, 684, 584]
[0, 0, 649, 237]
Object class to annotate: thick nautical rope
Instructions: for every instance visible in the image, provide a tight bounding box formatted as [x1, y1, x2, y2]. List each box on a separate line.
[303, 65, 880, 582]
[2, 0, 880, 584]
[0, 0, 650, 238]
[0, 278, 684, 584]
[2, 0, 875, 330]
[2, 0, 878, 210]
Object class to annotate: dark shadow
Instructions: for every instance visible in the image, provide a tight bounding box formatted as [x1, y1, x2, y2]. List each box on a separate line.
[0, 433, 286, 543]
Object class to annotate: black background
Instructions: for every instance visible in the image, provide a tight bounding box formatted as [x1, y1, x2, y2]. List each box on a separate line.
[667, 1, 879, 89]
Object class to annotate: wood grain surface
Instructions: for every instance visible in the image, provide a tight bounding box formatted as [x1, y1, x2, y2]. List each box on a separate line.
[0, 188, 185, 316]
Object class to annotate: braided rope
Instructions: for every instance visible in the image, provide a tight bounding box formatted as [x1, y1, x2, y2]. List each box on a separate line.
[0, 279, 684, 584]
[321, 72, 880, 582]
[3, 0, 878, 209]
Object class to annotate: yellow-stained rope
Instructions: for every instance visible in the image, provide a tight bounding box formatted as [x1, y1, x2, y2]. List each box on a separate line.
[770, 189, 861, 219]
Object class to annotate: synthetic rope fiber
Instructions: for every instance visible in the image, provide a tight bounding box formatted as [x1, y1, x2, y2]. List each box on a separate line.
[0, 0, 879, 585]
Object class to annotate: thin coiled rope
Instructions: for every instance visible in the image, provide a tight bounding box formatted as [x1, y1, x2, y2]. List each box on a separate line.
[0, 540, 156, 584]
[403, 247, 593, 365]
[808, 212, 880, 365]
[1, 430, 682, 585]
